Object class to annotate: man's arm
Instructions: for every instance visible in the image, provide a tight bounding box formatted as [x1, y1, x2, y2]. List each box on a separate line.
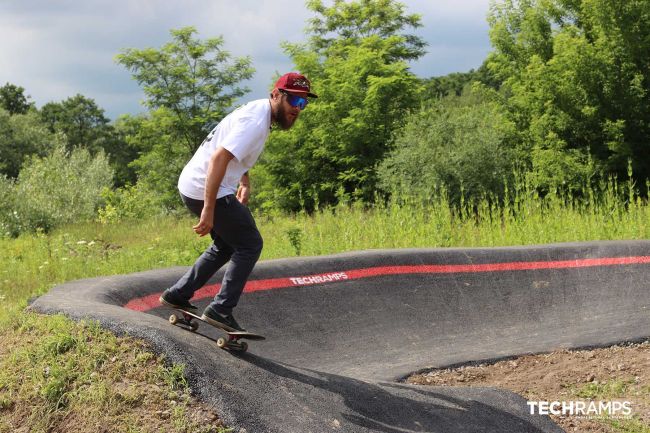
[193, 146, 234, 237]
[237, 172, 251, 205]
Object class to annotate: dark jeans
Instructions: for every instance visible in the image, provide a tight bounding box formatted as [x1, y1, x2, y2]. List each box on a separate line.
[169, 193, 263, 315]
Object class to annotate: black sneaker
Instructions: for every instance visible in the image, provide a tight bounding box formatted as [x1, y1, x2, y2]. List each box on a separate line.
[201, 306, 246, 332]
[159, 290, 198, 311]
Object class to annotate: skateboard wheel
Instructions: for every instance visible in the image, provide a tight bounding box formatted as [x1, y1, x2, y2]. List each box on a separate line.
[189, 321, 199, 332]
[239, 341, 248, 352]
[217, 338, 227, 349]
[169, 314, 178, 325]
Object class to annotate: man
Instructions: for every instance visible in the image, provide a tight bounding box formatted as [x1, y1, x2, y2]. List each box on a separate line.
[159, 72, 317, 332]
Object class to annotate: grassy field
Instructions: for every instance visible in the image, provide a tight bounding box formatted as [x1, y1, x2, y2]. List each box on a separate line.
[1, 183, 648, 432]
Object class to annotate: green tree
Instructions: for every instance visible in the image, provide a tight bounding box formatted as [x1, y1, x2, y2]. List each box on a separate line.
[305, 0, 425, 61]
[109, 114, 146, 187]
[115, 26, 255, 152]
[377, 89, 518, 205]
[121, 108, 191, 209]
[40, 94, 111, 152]
[0, 108, 54, 178]
[421, 61, 501, 101]
[40, 94, 137, 186]
[487, 0, 650, 191]
[258, 0, 425, 211]
[0, 83, 34, 115]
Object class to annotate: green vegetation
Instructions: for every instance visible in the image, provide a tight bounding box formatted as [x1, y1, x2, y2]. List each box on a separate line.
[0, 313, 230, 433]
[487, 0, 650, 188]
[0, 106, 54, 179]
[0, 82, 34, 115]
[1, 145, 113, 237]
[609, 418, 650, 433]
[572, 378, 650, 432]
[41, 95, 112, 154]
[377, 88, 517, 204]
[576, 379, 635, 400]
[1, 0, 648, 234]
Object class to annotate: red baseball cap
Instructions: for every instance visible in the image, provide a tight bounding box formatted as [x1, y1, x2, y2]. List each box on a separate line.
[274, 72, 318, 98]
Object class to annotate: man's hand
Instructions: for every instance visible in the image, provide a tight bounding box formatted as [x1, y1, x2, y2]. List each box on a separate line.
[193, 207, 214, 237]
[237, 183, 251, 205]
[195, 146, 234, 237]
[237, 172, 251, 205]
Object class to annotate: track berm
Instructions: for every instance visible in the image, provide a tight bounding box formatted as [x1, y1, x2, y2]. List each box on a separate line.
[32, 240, 650, 433]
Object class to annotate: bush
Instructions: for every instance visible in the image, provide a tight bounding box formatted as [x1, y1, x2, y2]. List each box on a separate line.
[377, 90, 518, 205]
[97, 182, 168, 224]
[0, 175, 21, 237]
[7, 145, 114, 234]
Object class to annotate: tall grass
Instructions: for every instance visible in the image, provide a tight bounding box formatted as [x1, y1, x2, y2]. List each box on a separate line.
[264, 175, 648, 257]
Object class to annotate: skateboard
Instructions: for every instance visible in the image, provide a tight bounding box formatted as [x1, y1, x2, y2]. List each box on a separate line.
[167, 308, 265, 352]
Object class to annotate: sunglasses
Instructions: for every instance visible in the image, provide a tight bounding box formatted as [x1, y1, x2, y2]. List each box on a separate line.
[279, 89, 309, 110]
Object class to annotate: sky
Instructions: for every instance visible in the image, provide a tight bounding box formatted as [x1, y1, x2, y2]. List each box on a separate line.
[0, 0, 494, 121]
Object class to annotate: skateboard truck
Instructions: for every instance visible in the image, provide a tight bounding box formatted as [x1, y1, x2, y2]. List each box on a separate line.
[167, 309, 263, 352]
[168, 311, 199, 332]
[216, 334, 248, 352]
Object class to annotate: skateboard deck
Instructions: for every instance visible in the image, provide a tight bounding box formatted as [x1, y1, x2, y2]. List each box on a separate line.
[167, 307, 265, 352]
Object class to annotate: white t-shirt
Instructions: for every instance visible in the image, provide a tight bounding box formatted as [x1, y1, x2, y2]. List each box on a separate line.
[178, 99, 272, 200]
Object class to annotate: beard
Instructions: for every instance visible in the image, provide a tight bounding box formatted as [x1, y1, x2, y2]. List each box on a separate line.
[275, 103, 297, 130]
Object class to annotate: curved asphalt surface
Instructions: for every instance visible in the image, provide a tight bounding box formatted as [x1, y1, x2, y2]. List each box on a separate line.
[31, 240, 650, 433]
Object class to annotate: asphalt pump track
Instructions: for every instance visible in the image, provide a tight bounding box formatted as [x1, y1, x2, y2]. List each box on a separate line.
[32, 240, 650, 433]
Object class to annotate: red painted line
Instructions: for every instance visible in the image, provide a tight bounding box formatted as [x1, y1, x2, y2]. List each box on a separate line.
[123, 255, 650, 312]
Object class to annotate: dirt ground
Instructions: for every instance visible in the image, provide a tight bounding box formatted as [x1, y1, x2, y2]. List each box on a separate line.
[407, 341, 650, 433]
